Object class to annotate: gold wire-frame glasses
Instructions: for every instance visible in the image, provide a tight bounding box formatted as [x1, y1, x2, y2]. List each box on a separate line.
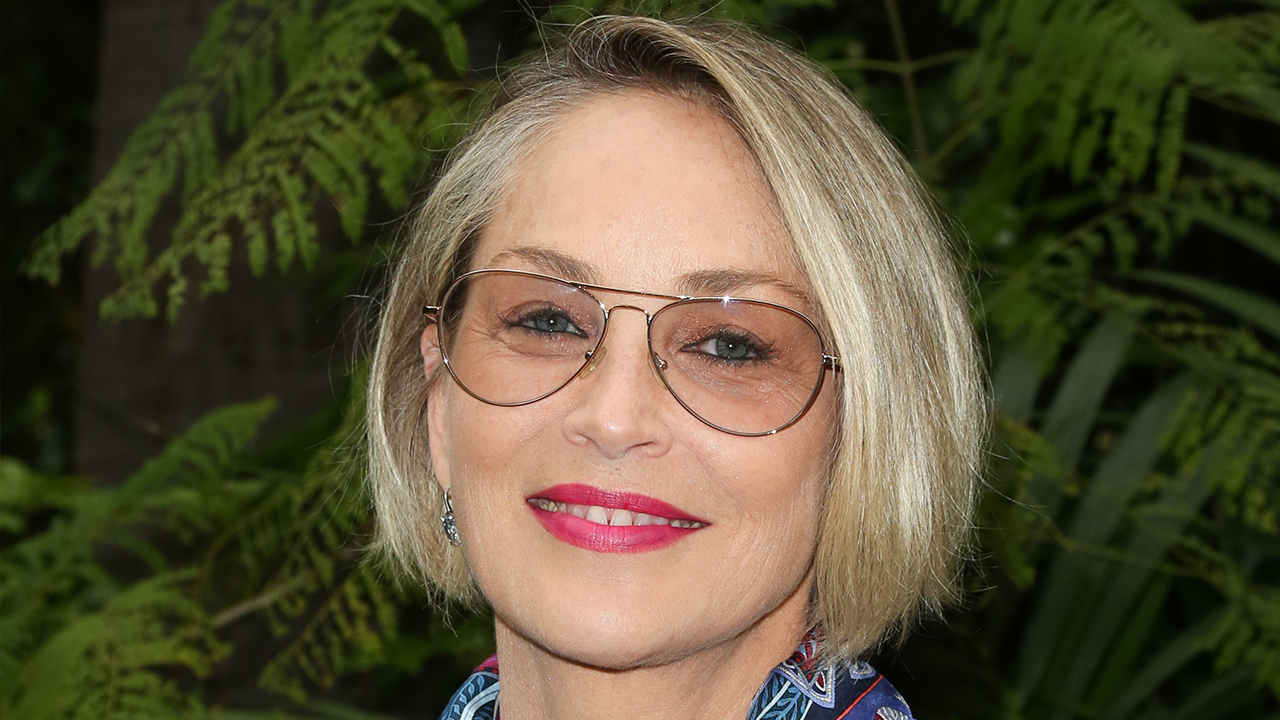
[423, 269, 840, 436]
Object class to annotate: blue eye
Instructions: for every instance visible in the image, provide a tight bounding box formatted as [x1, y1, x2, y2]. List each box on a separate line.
[517, 309, 587, 337]
[689, 333, 768, 363]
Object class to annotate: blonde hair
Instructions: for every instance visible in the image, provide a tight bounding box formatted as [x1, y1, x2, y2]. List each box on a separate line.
[368, 15, 986, 660]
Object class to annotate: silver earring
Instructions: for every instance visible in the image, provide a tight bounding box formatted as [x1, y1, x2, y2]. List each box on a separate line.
[441, 488, 461, 547]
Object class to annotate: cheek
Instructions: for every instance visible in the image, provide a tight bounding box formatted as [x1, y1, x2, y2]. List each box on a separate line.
[715, 388, 835, 503]
[727, 407, 835, 559]
[685, 445, 825, 623]
[436, 393, 563, 535]
[691, 429, 830, 551]
[441, 391, 560, 472]
[439, 404, 528, 592]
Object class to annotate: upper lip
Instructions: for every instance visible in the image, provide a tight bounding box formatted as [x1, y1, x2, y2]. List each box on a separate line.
[528, 483, 709, 524]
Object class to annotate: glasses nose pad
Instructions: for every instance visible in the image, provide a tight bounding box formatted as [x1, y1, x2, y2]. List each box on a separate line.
[649, 351, 667, 383]
[577, 344, 608, 379]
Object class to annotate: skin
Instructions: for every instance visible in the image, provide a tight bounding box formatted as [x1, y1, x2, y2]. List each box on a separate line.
[421, 91, 839, 720]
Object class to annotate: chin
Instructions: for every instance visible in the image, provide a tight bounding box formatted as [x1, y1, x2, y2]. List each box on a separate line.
[529, 620, 711, 671]
[495, 584, 712, 670]
[550, 639, 671, 671]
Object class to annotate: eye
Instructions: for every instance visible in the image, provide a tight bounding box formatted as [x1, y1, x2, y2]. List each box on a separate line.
[687, 332, 770, 363]
[513, 307, 588, 338]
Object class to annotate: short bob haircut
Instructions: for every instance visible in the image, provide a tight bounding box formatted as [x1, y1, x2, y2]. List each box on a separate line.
[368, 15, 986, 661]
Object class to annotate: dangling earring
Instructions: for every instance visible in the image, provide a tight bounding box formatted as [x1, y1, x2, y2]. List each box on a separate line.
[441, 488, 461, 547]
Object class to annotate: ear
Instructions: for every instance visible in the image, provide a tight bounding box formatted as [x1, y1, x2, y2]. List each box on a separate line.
[421, 325, 451, 491]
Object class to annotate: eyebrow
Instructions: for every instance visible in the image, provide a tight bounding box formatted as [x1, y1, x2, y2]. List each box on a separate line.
[676, 268, 812, 305]
[486, 245, 811, 304]
[487, 247, 599, 283]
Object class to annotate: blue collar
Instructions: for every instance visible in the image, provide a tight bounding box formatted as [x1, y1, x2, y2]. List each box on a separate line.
[437, 629, 913, 720]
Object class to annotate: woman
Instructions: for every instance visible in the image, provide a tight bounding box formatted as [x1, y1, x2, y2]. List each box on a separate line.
[368, 15, 985, 720]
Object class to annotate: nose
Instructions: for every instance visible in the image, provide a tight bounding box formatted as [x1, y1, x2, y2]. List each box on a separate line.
[561, 306, 674, 460]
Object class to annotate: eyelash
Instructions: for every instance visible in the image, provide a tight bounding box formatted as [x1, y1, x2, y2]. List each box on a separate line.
[684, 330, 774, 364]
[509, 307, 589, 338]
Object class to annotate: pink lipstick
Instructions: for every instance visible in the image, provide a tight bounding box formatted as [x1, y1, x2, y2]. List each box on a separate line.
[527, 483, 709, 553]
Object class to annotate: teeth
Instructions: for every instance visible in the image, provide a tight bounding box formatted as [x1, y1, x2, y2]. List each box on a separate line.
[671, 519, 705, 529]
[529, 499, 701, 529]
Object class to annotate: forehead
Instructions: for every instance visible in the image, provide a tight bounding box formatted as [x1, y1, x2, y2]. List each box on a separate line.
[469, 91, 811, 303]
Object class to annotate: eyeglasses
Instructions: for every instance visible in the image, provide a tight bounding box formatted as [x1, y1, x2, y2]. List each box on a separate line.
[424, 269, 840, 436]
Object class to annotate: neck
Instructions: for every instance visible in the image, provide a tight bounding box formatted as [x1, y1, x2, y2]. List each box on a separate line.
[490, 587, 811, 720]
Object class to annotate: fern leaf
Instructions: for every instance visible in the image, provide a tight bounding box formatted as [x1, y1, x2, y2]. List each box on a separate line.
[1135, 270, 1280, 339]
[27, 0, 475, 321]
[23, 0, 308, 290]
[1195, 210, 1280, 268]
[1185, 143, 1280, 200]
[258, 566, 401, 702]
[1154, 84, 1189, 196]
[6, 573, 227, 720]
[957, 0, 1279, 192]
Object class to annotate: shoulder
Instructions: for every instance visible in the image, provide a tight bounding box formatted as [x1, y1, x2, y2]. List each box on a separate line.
[438, 656, 500, 720]
[747, 655, 914, 720]
[438, 651, 914, 720]
[829, 663, 913, 720]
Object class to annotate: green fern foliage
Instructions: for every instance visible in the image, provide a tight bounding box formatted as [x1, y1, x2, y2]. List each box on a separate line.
[257, 565, 399, 701]
[203, 373, 403, 700]
[956, 1, 1280, 385]
[8, 573, 226, 720]
[952, 0, 1279, 190]
[891, 0, 1280, 714]
[25, 0, 478, 321]
[0, 399, 275, 719]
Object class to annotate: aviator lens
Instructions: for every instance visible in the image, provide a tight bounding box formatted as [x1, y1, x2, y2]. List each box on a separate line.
[440, 272, 605, 405]
[650, 298, 825, 435]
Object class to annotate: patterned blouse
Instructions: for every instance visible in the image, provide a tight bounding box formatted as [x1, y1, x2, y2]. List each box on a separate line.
[437, 628, 914, 720]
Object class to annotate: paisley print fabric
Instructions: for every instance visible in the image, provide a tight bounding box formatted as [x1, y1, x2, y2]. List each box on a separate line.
[436, 629, 914, 720]
[744, 629, 913, 720]
[438, 654, 500, 720]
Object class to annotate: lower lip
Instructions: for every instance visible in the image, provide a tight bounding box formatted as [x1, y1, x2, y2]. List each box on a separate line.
[530, 508, 701, 553]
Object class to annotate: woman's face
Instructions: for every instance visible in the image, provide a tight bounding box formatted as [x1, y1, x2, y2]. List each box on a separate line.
[423, 91, 838, 670]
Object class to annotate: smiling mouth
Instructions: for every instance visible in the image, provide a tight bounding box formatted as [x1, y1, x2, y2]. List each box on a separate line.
[526, 484, 708, 553]
[527, 498, 707, 529]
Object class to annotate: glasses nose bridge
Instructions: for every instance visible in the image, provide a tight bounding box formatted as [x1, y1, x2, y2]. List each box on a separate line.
[585, 282, 672, 326]
[602, 302, 656, 325]
[599, 303, 658, 356]
[589, 303, 664, 386]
